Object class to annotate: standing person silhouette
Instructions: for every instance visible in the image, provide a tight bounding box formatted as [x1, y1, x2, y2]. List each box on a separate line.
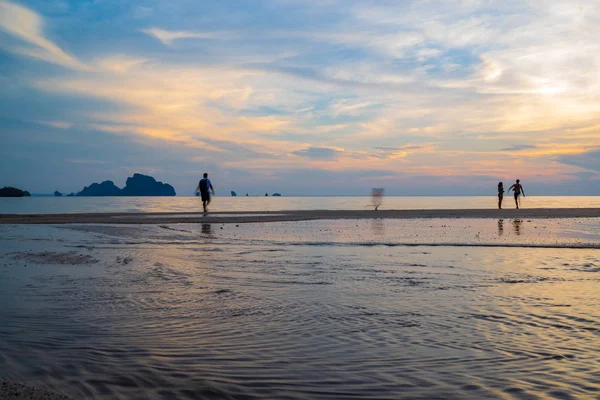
[508, 179, 525, 209]
[197, 173, 215, 213]
[497, 182, 504, 209]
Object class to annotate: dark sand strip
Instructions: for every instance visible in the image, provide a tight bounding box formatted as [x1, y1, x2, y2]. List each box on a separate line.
[0, 381, 68, 400]
[0, 208, 599, 224]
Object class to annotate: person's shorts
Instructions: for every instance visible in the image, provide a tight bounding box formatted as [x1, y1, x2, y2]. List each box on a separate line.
[200, 191, 211, 202]
[514, 193, 520, 199]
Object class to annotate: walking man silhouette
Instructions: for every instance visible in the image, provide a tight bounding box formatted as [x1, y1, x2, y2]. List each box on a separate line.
[508, 179, 525, 209]
[197, 173, 215, 213]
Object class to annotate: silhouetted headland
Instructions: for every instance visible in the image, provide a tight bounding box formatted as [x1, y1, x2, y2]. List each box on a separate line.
[0, 187, 31, 197]
[76, 173, 176, 196]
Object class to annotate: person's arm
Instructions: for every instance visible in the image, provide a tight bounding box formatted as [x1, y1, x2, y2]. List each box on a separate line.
[508, 184, 515, 192]
[209, 182, 215, 194]
[521, 186, 525, 197]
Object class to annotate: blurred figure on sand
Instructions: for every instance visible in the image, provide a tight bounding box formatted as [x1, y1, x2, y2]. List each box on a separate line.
[196, 173, 215, 213]
[372, 188, 384, 210]
[508, 179, 525, 209]
[497, 182, 504, 209]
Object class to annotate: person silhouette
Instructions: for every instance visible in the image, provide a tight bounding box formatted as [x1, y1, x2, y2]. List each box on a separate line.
[497, 182, 504, 209]
[197, 173, 215, 213]
[508, 179, 525, 209]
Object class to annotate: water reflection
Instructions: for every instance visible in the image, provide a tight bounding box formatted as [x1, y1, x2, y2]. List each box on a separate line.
[512, 219, 523, 235]
[1, 222, 600, 399]
[4, 196, 600, 214]
[497, 219, 504, 236]
[371, 218, 385, 236]
[201, 224, 213, 236]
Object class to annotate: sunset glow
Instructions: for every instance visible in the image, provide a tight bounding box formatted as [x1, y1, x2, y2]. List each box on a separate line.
[1, 0, 599, 194]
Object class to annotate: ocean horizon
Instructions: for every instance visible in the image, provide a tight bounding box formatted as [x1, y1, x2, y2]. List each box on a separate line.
[2, 195, 600, 215]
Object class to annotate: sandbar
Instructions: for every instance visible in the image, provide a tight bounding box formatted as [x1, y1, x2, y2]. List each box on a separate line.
[0, 208, 599, 224]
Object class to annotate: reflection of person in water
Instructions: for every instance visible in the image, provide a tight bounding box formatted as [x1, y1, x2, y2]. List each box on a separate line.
[512, 219, 522, 235]
[371, 218, 385, 236]
[201, 224, 212, 235]
[497, 219, 504, 236]
[497, 182, 504, 209]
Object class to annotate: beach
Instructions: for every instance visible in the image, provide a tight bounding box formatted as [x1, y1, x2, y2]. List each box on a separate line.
[0, 213, 599, 399]
[1, 207, 599, 225]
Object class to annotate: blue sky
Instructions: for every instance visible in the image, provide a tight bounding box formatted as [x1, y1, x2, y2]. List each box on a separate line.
[1, 0, 599, 195]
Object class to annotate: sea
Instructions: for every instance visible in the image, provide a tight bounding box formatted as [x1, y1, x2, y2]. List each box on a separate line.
[0, 196, 599, 399]
[1, 195, 600, 214]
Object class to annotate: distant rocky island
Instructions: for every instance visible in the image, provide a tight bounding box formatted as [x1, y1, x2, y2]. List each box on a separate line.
[0, 187, 31, 197]
[77, 173, 176, 196]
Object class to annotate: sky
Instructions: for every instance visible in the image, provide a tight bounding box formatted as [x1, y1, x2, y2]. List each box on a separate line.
[1, 0, 599, 196]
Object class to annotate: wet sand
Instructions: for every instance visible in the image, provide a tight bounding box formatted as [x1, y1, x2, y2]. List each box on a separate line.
[1, 221, 599, 398]
[1, 213, 599, 398]
[0, 381, 68, 400]
[1, 208, 599, 224]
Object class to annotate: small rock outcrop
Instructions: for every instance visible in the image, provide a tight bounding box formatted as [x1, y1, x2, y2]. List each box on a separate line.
[76, 174, 176, 196]
[67, 193, 75, 197]
[231, 191, 237, 196]
[272, 193, 282, 197]
[77, 181, 121, 196]
[54, 191, 63, 197]
[0, 187, 31, 197]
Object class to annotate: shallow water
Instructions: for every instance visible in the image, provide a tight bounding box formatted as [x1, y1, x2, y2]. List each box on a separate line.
[0, 221, 599, 399]
[2, 195, 600, 214]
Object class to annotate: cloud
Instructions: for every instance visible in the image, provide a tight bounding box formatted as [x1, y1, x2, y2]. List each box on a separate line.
[559, 149, 600, 172]
[500, 144, 538, 151]
[132, 6, 153, 19]
[142, 28, 218, 45]
[3, 0, 600, 194]
[293, 147, 343, 159]
[36, 120, 72, 129]
[569, 171, 600, 180]
[0, 0, 87, 70]
[329, 99, 374, 117]
[95, 55, 148, 73]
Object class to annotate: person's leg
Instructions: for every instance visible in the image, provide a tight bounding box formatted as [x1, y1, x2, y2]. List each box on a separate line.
[498, 195, 502, 209]
[202, 200, 207, 212]
[514, 194, 519, 209]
